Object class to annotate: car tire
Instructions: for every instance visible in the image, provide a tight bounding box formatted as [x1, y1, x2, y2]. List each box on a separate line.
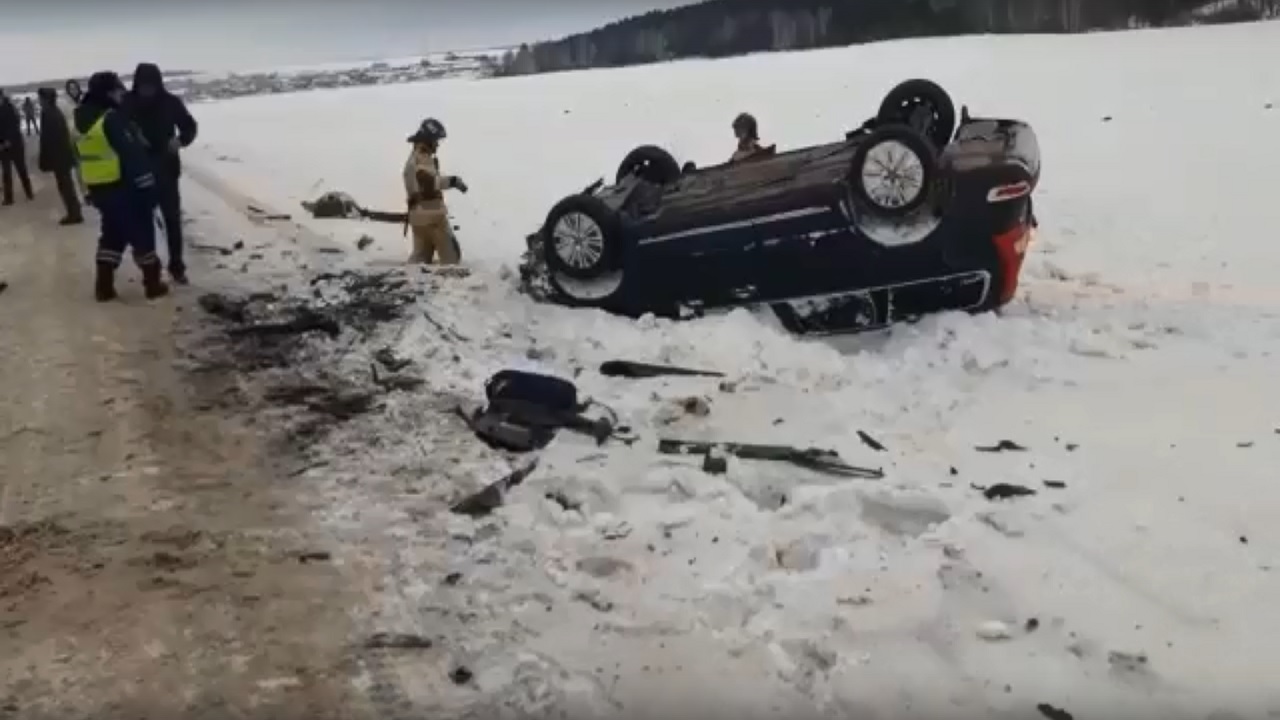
[877, 79, 956, 151]
[850, 124, 938, 219]
[616, 145, 682, 185]
[541, 194, 624, 281]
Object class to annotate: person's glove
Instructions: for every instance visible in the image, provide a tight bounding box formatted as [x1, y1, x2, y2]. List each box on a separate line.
[449, 176, 469, 193]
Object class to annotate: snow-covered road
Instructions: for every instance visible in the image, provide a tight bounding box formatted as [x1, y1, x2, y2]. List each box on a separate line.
[166, 18, 1280, 720]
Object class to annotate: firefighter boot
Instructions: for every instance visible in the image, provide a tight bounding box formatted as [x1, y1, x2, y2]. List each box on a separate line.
[95, 263, 118, 302]
[141, 262, 170, 299]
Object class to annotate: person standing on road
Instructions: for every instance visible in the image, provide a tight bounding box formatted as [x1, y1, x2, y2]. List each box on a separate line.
[403, 117, 467, 265]
[59, 79, 90, 203]
[65, 79, 84, 105]
[75, 71, 168, 302]
[21, 97, 38, 136]
[0, 92, 35, 206]
[37, 88, 84, 225]
[122, 63, 198, 285]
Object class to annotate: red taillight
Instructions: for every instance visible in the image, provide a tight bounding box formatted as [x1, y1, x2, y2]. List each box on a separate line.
[986, 181, 1032, 203]
[992, 223, 1031, 305]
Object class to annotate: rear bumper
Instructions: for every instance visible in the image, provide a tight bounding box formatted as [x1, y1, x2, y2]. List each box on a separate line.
[992, 221, 1033, 305]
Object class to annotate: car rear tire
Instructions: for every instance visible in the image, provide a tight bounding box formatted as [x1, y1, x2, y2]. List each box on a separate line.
[877, 79, 956, 151]
[616, 145, 682, 185]
[541, 194, 624, 281]
[850, 124, 938, 219]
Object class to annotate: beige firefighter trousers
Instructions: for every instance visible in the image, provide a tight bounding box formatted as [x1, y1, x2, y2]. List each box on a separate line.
[408, 214, 460, 265]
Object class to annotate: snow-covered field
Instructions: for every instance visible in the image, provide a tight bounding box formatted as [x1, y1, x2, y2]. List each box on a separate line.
[179, 20, 1280, 719]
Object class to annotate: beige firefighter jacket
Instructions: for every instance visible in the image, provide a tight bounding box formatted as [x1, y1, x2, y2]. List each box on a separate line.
[403, 145, 454, 226]
[730, 139, 766, 163]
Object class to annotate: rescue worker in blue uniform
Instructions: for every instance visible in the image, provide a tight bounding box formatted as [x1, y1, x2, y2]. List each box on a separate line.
[74, 72, 168, 302]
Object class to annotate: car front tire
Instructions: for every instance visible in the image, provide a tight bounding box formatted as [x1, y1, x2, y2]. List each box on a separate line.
[541, 194, 624, 282]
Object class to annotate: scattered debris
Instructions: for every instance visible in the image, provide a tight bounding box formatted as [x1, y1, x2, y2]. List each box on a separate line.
[192, 242, 235, 256]
[1237, 441, 1254, 448]
[1036, 703, 1074, 720]
[370, 364, 425, 392]
[228, 310, 340, 339]
[448, 666, 474, 685]
[422, 308, 469, 343]
[975, 440, 1027, 453]
[357, 235, 375, 251]
[545, 490, 582, 512]
[443, 572, 462, 586]
[264, 384, 381, 420]
[702, 448, 728, 475]
[246, 204, 292, 221]
[365, 632, 433, 650]
[297, 550, 331, 563]
[1101, 115, 1113, 122]
[680, 396, 711, 417]
[976, 620, 1014, 641]
[1025, 617, 1040, 632]
[1064, 442, 1079, 452]
[301, 191, 408, 224]
[658, 439, 884, 478]
[0, 281, 8, 296]
[972, 483, 1037, 501]
[598, 360, 724, 379]
[450, 460, 540, 518]
[574, 589, 615, 612]
[977, 512, 1025, 538]
[1107, 650, 1149, 672]
[856, 430, 886, 452]
[1043, 480, 1067, 489]
[373, 347, 413, 372]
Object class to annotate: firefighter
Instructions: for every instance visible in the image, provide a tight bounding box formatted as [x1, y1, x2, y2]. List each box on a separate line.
[730, 112, 766, 163]
[74, 71, 168, 302]
[403, 117, 467, 265]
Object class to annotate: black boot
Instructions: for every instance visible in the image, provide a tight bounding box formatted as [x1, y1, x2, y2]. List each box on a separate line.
[142, 263, 169, 299]
[95, 263, 117, 302]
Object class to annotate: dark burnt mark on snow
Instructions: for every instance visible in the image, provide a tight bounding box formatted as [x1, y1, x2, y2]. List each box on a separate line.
[972, 483, 1037, 501]
[975, 440, 1027, 453]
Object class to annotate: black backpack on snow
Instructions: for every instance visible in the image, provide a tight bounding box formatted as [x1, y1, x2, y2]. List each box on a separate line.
[458, 370, 629, 453]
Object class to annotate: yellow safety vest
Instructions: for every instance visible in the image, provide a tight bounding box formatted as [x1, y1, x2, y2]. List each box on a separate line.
[76, 113, 122, 186]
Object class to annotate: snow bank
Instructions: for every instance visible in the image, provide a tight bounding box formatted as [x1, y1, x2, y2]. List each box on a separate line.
[182, 19, 1280, 719]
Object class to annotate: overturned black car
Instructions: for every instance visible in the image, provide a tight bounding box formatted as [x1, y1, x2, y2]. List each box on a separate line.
[519, 79, 1041, 336]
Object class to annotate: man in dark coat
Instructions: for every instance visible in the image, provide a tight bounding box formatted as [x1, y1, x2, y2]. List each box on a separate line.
[75, 71, 167, 302]
[21, 97, 38, 136]
[122, 62, 198, 285]
[0, 92, 35, 206]
[37, 88, 84, 225]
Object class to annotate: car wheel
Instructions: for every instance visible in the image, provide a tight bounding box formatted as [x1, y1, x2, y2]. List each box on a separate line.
[542, 194, 624, 281]
[877, 79, 956, 150]
[616, 145, 682, 185]
[850, 124, 938, 219]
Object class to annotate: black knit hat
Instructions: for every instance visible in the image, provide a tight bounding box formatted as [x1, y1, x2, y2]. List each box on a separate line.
[87, 71, 125, 96]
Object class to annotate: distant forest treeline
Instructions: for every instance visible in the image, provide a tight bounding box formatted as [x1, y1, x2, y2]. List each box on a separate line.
[496, 0, 1278, 76]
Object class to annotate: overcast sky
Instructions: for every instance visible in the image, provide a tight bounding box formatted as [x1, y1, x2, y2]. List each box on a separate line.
[0, 0, 693, 84]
